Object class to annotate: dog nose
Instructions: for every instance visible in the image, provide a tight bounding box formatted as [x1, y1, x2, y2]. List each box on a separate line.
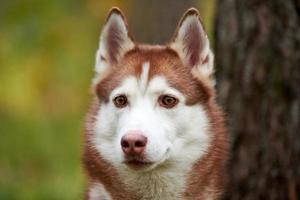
[121, 132, 147, 155]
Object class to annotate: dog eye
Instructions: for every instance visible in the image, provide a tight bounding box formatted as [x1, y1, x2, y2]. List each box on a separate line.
[113, 95, 128, 108]
[158, 95, 178, 108]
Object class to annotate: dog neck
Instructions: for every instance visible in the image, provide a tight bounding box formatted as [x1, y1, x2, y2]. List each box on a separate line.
[118, 162, 191, 200]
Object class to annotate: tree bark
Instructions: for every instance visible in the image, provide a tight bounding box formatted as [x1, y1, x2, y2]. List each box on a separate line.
[214, 0, 300, 199]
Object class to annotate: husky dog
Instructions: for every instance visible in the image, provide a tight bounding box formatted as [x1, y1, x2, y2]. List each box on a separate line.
[83, 7, 228, 200]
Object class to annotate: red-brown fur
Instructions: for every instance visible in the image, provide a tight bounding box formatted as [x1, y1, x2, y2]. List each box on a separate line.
[96, 46, 209, 104]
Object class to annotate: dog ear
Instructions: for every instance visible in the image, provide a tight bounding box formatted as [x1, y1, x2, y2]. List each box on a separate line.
[169, 8, 214, 84]
[95, 7, 135, 76]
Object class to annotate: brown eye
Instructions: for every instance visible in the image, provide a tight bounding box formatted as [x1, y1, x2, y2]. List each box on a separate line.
[158, 95, 179, 108]
[113, 95, 128, 108]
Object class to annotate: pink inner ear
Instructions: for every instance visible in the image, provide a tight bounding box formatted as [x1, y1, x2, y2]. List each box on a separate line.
[105, 20, 125, 64]
[202, 55, 209, 65]
[183, 23, 203, 67]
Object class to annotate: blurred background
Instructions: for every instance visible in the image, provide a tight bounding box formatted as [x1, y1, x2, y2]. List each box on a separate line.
[0, 0, 299, 200]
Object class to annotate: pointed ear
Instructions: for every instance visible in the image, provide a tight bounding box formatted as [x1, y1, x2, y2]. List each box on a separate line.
[95, 7, 135, 75]
[169, 8, 214, 84]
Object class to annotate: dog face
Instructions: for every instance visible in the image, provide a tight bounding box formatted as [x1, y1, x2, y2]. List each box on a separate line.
[90, 8, 215, 171]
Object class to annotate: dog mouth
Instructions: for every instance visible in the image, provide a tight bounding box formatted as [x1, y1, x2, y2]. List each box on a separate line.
[122, 148, 170, 170]
[123, 157, 153, 169]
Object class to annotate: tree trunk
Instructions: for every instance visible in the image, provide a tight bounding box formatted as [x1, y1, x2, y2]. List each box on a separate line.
[214, 0, 300, 199]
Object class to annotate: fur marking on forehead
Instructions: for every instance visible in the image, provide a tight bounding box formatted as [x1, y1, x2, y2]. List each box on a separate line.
[139, 61, 150, 93]
[96, 47, 210, 104]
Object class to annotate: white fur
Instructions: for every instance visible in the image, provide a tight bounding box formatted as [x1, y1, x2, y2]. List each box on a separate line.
[89, 182, 111, 200]
[92, 63, 211, 199]
[139, 62, 150, 93]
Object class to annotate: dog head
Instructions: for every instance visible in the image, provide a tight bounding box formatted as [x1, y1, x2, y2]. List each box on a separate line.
[90, 8, 215, 171]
